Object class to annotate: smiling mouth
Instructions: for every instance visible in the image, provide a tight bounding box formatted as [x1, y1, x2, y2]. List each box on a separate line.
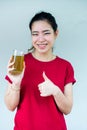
[37, 43, 48, 49]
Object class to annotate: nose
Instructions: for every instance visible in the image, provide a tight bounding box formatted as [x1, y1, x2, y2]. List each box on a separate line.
[38, 34, 45, 42]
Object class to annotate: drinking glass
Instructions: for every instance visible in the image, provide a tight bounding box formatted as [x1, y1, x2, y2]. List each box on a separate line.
[11, 49, 24, 75]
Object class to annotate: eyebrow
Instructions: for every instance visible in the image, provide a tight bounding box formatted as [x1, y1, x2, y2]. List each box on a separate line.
[43, 30, 51, 32]
[31, 29, 51, 34]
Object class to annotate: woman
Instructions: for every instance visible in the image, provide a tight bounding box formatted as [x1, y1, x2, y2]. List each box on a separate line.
[5, 11, 76, 130]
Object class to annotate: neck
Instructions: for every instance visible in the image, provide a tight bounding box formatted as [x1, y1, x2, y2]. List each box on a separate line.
[32, 50, 56, 62]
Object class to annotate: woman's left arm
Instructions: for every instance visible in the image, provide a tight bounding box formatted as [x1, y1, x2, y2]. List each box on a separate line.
[53, 83, 73, 115]
[38, 72, 73, 115]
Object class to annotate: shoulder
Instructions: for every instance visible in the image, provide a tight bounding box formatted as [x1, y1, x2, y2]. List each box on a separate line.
[56, 56, 72, 66]
[56, 56, 75, 72]
[24, 52, 32, 60]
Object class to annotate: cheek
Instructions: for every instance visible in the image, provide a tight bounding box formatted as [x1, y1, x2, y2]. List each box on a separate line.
[32, 37, 37, 44]
[47, 36, 55, 44]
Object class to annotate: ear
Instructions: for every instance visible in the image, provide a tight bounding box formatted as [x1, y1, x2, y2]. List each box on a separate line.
[54, 29, 59, 39]
[43, 72, 49, 81]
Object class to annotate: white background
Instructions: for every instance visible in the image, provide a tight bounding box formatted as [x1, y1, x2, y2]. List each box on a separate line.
[0, 0, 87, 129]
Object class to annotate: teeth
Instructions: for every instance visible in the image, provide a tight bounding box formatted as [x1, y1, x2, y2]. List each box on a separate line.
[37, 43, 47, 45]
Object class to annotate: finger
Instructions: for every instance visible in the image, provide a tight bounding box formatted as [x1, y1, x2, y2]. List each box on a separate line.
[23, 61, 25, 69]
[43, 71, 49, 81]
[7, 62, 15, 68]
[8, 67, 15, 71]
[40, 93, 48, 97]
[38, 86, 42, 91]
[8, 56, 14, 63]
[40, 94, 46, 97]
[7, 68, 15, 75]
[38, 83, 42, 89]
[7, 56, 15, 68]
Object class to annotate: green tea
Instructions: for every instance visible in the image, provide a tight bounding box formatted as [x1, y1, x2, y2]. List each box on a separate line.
[11, 55, 24, 75]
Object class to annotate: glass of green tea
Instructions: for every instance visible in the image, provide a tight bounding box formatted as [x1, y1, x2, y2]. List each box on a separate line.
[11, 49, 24, 75]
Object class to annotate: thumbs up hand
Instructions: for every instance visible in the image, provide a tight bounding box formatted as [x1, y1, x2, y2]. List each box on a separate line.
[38, 72, 58, 97]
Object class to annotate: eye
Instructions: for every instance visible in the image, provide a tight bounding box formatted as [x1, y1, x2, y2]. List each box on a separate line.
[44, 32, 51, 35]
[32, 33, 38, 36]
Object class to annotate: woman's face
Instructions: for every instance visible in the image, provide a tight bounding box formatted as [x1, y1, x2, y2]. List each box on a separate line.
[31, 20, 58, 54]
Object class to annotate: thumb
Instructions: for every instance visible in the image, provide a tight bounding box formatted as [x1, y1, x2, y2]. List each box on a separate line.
[43, 71, 49, 81]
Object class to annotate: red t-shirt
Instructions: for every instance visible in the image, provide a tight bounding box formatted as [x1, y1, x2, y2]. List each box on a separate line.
[14, 53, 76, 130]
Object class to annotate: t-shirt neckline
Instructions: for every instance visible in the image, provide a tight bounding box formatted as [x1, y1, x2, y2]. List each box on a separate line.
[30, 53, 58, 63]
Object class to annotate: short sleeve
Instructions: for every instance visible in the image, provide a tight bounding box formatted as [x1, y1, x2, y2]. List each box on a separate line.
[65, 62, 76, 85]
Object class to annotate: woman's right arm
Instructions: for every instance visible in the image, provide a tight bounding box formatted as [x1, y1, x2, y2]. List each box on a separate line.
[4, 56, 25, 111]
[4, 83, 20, 111]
